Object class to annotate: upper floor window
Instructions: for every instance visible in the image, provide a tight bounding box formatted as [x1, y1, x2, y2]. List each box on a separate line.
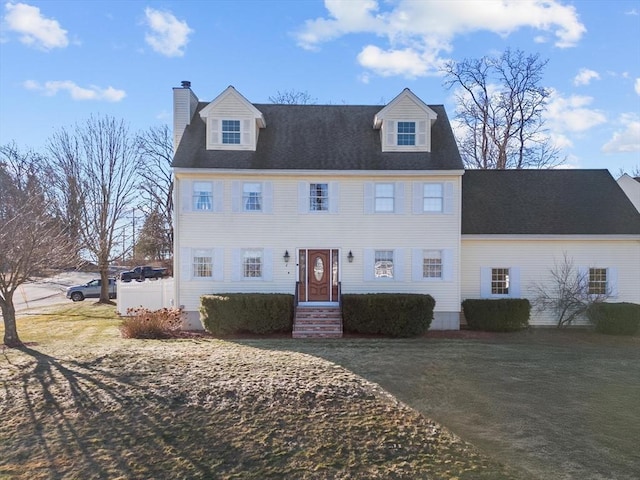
[375, 183, 395, 213]
[222, 120, 241, 144]
[243, 183, 262, 211]
[397, 121, 416, 146]
[193, 181, 213, 211]
[423, 183, 443, 212]
[588, 268, 607, 295]
[310, 183, 329, 211]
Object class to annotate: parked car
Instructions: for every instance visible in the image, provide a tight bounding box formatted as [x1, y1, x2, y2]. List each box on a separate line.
[119, 265, 168, 282]
[66, 278, 117, 302]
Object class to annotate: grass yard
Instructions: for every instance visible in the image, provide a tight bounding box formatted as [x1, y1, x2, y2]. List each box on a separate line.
[255, 331, 640, 480]
[2, 305, 639, 479]
[2, 304, 515, 479]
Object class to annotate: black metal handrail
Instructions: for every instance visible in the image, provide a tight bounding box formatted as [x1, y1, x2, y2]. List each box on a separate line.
[294, 281, 300, 308]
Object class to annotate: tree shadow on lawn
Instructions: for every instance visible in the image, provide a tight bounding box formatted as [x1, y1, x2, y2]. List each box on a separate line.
[235, 331, 640, 480]
[2, 346, 218, 479]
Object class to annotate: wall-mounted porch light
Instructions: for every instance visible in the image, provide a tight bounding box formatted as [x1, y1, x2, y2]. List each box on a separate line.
[348, 250, 354, 263]
[284, 250, 290, 264]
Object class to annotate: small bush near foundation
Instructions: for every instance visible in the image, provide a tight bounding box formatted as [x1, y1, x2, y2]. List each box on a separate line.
[462, 299, 530, 332]
[201, 294, 294, 335]
[341, 294, 434, 337]
[587, 303, 640, 335]
[120, 307, 184, 339]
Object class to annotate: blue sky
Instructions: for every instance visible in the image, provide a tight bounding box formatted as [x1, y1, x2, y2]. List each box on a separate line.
[1, 0, 639, 175]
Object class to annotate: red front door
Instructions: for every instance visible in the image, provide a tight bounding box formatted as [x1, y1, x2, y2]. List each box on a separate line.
[308, 249, 330, 301]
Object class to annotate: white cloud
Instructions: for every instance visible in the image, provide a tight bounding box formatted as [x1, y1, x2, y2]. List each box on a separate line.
[545, 90, 606, 133]
[295, 0, 586, 78]
[3, 2, 68, 50]
[144, 7, 193, 57]
[635, 78, 640, 95]
[573, 68, 600, 86]
[602, 114, 640, 153]
[23, 80, 126, 102]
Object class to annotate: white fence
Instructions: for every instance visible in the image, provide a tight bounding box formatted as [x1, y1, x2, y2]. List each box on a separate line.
[116, 278, 175, 315]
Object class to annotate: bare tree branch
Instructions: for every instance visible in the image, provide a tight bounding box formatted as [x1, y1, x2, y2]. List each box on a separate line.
[443, 48, 563, 170]
[269, 90, 317, 105]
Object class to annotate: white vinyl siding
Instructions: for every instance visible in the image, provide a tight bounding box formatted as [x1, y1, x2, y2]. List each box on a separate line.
[175, 174, 462, 316]
[462, 239, 637, 326]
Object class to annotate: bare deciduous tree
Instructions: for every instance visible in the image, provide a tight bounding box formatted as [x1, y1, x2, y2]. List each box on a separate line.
[443, 48, 562, 170]
[48, 116, 140, 303]
[269, 89, 317, 105]
[532, 253, 609, 327]
[135, 124, 173, 257]
[0, 143, 75, 347]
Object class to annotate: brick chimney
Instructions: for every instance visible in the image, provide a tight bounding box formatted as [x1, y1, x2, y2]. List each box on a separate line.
[172, 81, 199, 152]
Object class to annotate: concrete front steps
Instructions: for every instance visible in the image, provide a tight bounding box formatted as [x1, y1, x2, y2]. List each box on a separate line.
[292, 306, 343, 338]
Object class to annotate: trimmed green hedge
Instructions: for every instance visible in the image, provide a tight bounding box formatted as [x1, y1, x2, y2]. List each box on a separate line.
[200, 294, 294, 335]
[341, 294, 435, 337]
[587, 302, 640, 336]
[462, 299, 530, 332]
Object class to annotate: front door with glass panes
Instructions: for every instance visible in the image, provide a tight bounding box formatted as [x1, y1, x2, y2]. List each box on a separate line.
[298, 249, 339, 302]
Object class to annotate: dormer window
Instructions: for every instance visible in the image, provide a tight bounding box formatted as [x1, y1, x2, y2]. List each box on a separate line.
[373, 88, 438, 153]
[397, 122, 416, 146]
[222, 120, 241, 144]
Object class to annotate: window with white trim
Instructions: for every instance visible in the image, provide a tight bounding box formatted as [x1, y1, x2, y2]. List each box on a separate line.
[588, 268, 607, 295]
[221, 120, 241, 144]
[310, 183, 329, 211]
[397, 121, 416, 146]
[192, 250, 213, 278]
[193, 182, 213, 211]
[491, 268, 510, 295]
[423, 183, 443, 212]
[243, 183, 262, 211]
[375, 183, 395, 212]
[243, 249, 262, 278]
[423, 250, 442, 279]
[374, 250, 394, 278]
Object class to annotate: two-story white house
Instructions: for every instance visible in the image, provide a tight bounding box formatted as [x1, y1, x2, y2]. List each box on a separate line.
[171, 82, 640, 333]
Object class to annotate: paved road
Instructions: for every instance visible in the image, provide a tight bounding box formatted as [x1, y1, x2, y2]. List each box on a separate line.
[5, 272, 99, 315]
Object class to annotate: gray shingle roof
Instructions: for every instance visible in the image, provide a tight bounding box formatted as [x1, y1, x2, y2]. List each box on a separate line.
[172, 103, 463, 170]
[462, 169, 640, 235]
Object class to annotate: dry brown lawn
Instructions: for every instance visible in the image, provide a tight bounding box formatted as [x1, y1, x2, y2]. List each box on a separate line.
[1, 304, 516, 479]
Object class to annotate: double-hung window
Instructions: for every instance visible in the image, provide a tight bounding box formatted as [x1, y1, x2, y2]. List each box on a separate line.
[375, 183, 395, 213]
[193, 182, 213, 211]
[397, 121, 416, 146]
[588, 268, 607, 295]
[193, 250, 213, 278]
[310, 183, 329, 212]
[374, 250, 394, 278]
[243, 249, 262, 278]
[221, 120, 241, 144]
[491, 268, 510, 295]
[423, 250, 442, 279]
[423, 183, 443, 212]
[243, 183, 262, 211]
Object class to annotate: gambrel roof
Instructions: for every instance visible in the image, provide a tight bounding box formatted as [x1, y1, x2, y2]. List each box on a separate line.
[462, 169, 640, 235]
[172, 102, 463, 171]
